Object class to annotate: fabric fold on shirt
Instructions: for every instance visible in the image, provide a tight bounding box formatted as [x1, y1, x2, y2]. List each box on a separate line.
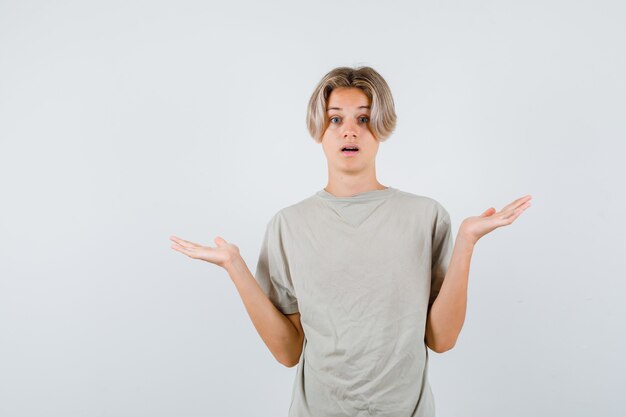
[254, 186, 454, 417]
[314, 187, 398, 228]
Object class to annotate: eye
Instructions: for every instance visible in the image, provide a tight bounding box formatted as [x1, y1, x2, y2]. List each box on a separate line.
[359, 116, 370, 123]
[330, 116, 341, 123]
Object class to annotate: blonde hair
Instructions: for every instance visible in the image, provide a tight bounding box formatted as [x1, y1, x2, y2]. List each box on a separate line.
[306, 66, 397, 143]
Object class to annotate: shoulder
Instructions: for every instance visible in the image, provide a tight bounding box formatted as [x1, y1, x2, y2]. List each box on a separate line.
[274, 194, 319, 221]
[264, 194, 319, 228]
[392, 188, 450, 221]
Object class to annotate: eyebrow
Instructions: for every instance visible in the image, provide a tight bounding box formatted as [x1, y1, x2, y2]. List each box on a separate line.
[326, 105, 371, 112]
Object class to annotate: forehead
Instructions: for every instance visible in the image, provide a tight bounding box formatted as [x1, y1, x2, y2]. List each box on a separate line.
[326, 87, 370, 110]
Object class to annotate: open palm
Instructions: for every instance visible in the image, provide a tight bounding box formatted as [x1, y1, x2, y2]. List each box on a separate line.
[169, 235, 239, 268]
[460, 194, 532, 244]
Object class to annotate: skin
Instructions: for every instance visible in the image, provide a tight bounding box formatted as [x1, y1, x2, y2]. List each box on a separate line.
[320, 87, 387, 196]
[169, 86, 533, 354]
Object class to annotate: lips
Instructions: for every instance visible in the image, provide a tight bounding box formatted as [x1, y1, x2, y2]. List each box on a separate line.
[341, 145, 359, 157]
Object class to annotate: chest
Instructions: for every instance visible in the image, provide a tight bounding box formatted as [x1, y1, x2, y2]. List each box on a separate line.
[283, 213, 433, 316]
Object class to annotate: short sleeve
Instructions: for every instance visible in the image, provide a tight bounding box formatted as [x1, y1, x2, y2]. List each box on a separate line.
[254, 212, 299, 315]
[429, 205, 454, 311]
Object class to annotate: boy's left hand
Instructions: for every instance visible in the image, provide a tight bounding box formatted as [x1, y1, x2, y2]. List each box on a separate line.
[459, 195, 532, 245]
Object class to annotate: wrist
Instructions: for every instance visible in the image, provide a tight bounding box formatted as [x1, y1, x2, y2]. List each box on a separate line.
[457, 230, 477, 248]
[224, 252, 245, 273]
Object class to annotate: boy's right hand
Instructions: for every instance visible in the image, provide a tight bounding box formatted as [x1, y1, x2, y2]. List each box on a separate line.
[169, 235, 240, 269]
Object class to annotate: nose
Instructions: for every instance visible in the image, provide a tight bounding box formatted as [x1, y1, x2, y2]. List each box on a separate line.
[342, 120, 358, 138]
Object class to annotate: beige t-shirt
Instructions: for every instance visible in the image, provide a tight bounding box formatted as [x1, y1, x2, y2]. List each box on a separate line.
[254, 186, 454, 417]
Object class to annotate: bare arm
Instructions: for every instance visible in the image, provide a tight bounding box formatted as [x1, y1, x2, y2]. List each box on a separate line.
[169, 235, 304, 367]
[425, 234, 473, 353]
[425, 195, 532, 353]
[226, 255, 305, 367]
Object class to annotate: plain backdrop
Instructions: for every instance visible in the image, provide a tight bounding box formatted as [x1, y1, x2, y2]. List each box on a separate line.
[1, 1, 625, 416]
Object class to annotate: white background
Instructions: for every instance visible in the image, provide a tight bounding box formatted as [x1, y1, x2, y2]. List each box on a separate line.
[1, 1, 624, 416]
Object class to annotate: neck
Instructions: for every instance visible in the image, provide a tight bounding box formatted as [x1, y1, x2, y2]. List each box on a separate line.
[324, 176, 387, 198]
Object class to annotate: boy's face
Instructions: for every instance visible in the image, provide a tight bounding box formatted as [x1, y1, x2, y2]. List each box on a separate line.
[320, 87, 380, 175]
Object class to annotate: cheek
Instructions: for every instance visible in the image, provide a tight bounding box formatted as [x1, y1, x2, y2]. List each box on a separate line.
[321, 142, 335, 156]
[321, 127, 333, 141]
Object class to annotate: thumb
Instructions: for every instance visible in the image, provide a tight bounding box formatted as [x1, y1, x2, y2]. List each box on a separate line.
[481, 207, 496, 217]
[214, 236, 228, 246]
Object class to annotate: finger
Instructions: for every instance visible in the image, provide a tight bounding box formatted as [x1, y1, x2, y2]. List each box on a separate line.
[171, 243, 197, 257]
[480, 207, 496, 217]
[170, 236, 197, 246]
[501, 195, 533, 213]
[506, 194, 533, 207]
[170, 235, 200, 248]
[501, 201, 531, 223]
[498, 195, 533, 217]
[214, 236, 226, 246]
[171, 243, 185, 252]
[171, 240, 195, 252]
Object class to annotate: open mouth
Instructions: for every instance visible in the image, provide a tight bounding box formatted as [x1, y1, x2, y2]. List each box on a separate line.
[341, 146, 359, 155]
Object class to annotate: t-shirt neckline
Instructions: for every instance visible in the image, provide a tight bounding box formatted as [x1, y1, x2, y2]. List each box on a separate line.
[315, 186, 397, 202]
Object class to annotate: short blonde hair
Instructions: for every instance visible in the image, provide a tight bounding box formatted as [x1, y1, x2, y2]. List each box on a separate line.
[306, 66, 397, 143]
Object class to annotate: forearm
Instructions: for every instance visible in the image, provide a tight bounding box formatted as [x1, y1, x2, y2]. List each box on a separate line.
[425, 233, 474, 352]
[226, 255, 302, 366]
